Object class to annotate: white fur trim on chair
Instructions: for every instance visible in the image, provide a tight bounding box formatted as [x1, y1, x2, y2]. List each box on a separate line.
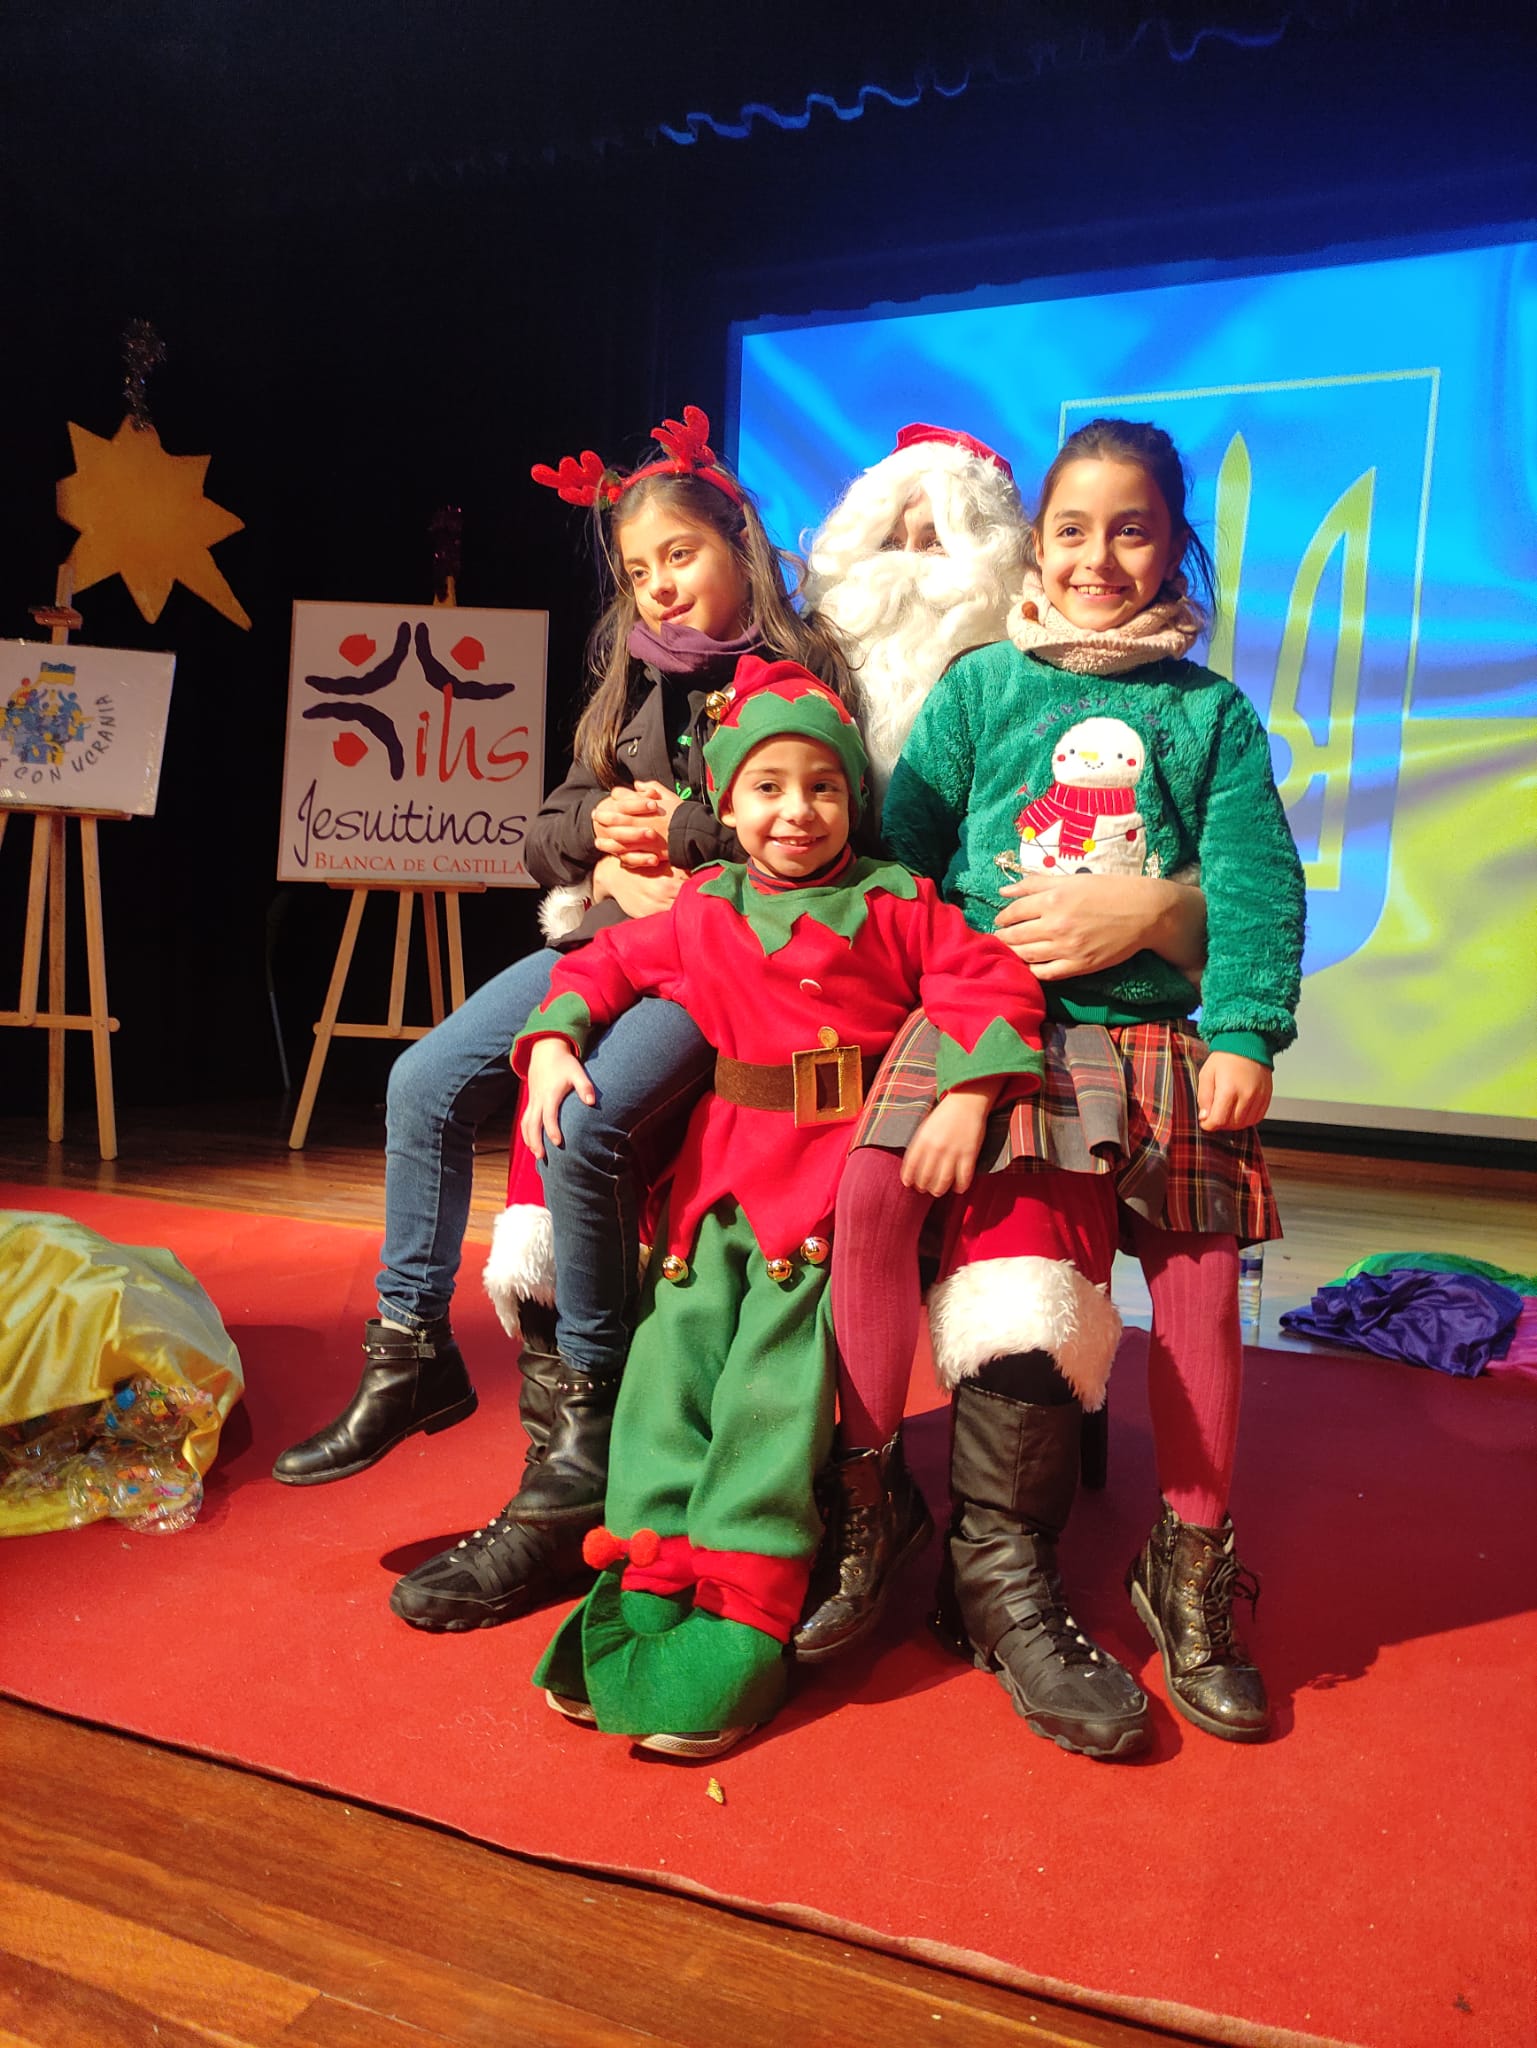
[926, 1256, 1122, 1411]
[538, 882, 592, 945]
[483, 1203, 556, 1338]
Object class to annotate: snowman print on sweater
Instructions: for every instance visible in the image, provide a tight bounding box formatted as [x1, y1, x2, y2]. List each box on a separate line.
[1005, 715, 1155, 880]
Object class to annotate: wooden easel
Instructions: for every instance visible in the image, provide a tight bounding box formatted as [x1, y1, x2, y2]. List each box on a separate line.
[287, 529, 493, 1151]
[0, 575, 126, 1159]
[286, 879, 487, 1149]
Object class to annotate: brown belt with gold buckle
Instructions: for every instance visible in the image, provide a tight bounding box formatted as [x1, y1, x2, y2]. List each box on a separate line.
[715, 1034, 879, 1128]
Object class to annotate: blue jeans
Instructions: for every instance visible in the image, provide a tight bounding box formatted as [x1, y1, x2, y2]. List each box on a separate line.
[377, 947, 711, 1375]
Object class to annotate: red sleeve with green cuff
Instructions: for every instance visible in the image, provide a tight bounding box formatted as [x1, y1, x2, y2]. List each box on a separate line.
[934, 1012, 1045, 1099]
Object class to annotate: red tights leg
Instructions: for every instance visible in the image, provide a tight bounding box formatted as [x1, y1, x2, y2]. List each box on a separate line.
[1126, 1214, 1242, 1529]
[831, 1148, 933, 1448]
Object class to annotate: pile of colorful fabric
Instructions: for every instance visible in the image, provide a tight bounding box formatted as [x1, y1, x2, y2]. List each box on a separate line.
[1280, 1251, 1537, 1381]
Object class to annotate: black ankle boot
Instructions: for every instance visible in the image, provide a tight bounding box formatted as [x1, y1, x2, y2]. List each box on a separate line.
[940, 1378, 1149, 1760]
[1126, 1499, 1270, 1741]
[792, 1431, 934, 1664]
[388, 1308, 620, 1632]
[272, 1318, 476, 1486]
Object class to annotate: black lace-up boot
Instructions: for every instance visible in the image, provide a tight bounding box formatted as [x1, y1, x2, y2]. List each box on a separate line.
[272, 1317, 476, 1486]
[1126, 1499, 1270, 1741]
[792, 1431, 934, 1664]
[388, 1304, 618, 1631]
[938, 1365, 1149, 1760]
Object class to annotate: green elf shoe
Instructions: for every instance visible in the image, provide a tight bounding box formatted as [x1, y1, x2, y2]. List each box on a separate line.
[583, 1572, 787, 1737]
[532, 1592, 593, 1703]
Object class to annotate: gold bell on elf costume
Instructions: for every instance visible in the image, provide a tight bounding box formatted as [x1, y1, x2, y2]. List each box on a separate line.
[702, 655, 869, 821]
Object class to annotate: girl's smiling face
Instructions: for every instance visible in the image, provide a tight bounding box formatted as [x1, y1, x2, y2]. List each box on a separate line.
[1033, 457, 1184, 632]
[616, 498, 751, 640]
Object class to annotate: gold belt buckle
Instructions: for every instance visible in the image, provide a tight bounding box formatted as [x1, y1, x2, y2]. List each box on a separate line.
[792, 1026, 864, 1128]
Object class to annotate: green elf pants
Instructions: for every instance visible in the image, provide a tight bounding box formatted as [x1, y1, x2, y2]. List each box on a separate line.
[534, 1198, 836, 1738]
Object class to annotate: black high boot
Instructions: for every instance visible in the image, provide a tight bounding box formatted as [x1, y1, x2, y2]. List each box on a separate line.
[388, 1303, 619, 1632]
[272, 1317, 476, 1485]
[1126, 1499, 1270, 1741]
[792, 1431, 934, 1664]
[939, 1360, 1149, 1760]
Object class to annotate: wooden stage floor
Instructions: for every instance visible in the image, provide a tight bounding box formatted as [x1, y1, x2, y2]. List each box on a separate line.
[2, 1102, 1533, 2048]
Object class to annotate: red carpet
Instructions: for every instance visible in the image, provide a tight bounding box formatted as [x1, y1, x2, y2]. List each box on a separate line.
[2, 1185, 1533, 2048]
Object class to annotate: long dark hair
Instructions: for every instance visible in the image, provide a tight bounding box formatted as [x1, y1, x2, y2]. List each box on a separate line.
[574, 471, 851, 786]
[1027, 416, 1217, 617]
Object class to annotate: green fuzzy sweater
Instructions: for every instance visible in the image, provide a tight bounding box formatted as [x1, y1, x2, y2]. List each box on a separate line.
[881, 643, 1306, 1063]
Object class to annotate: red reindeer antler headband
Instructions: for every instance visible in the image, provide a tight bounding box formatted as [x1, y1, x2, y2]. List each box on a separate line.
[531, 404, 747, 510]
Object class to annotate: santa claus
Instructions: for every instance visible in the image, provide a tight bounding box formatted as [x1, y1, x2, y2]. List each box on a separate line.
[804, 423, 1027, 800]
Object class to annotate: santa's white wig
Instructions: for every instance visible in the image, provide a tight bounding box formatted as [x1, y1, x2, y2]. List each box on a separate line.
[805, 434, 1028, 795]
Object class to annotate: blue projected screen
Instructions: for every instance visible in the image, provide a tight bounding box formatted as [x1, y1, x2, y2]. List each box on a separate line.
[732, 237, 1537, 1137]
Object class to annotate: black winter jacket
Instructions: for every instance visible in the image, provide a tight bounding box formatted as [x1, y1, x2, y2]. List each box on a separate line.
[525, 662, 742, 950]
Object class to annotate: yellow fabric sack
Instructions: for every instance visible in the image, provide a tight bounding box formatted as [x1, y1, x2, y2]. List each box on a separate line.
[0, 1211, 244, 1536]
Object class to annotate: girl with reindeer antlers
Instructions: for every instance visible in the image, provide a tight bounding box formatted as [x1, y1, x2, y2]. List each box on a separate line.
[272, 409, 849, 1630]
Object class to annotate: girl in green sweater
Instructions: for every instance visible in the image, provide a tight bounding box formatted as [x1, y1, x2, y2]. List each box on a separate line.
[829, 417, 1305, 1757]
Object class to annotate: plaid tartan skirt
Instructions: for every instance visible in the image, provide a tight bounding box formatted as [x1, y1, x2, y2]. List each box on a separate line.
[852, 1011, 1280, 1247]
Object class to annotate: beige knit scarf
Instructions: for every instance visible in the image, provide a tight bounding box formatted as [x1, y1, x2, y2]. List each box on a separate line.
[1006, 570, 1204, 676]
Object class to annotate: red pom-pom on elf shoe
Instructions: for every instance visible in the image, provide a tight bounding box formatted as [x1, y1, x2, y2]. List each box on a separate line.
[583, 1526, 626, 1570]
[628, 1527, 661, 1568]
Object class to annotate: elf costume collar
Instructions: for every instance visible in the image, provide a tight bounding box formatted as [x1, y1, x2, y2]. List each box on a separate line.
[698, 854, 916, 956]
[744, 844, 856, 894]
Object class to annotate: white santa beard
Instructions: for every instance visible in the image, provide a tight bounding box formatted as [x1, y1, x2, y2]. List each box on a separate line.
[816, 552, 1014, 794]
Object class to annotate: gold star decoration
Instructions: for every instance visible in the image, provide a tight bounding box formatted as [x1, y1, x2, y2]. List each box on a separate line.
[56, 417, 251, 631]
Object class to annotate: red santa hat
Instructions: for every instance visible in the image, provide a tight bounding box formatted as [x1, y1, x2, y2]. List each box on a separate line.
[890, 422, 1014, 481]
[702, 656, 868, 819]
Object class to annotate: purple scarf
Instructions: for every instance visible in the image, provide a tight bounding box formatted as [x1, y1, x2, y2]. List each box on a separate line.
[627, 618, 760, 677]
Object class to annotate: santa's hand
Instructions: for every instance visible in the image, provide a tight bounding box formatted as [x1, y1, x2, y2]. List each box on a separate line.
[1196, 1050, 1273, 1132]
[996, 871, 1207, 981]
[520, 1038, 597, 1160]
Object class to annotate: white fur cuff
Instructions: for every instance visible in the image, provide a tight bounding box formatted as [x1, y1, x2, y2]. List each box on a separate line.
[927, 1257, 1122, 1411]
[483, 1203, 556, 1338]
[538, 882, 592, 945]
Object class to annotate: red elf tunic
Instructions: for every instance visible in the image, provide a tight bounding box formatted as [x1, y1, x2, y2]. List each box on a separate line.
[512, 854, 1046, 1268]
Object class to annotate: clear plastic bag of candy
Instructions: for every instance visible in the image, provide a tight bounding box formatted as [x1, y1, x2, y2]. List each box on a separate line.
[0, 1379, 212, 1533]
[0, 1405, 102, 1493]
[97, 1376, 217, 1450]
[57, 1442, 206, 1534]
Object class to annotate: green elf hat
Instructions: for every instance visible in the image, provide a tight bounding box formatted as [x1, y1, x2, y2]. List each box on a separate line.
[702, 655, 868, 820]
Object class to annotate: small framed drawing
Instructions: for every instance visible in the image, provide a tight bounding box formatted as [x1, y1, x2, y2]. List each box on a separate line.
[0, 641, 176, 815]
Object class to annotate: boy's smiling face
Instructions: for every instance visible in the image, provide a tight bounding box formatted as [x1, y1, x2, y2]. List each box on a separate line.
[719, 736, 851, 880]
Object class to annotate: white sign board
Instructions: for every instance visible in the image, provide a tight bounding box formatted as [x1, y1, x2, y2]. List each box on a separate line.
[278, 601, 547, 887]
[0, 641, 175, 815]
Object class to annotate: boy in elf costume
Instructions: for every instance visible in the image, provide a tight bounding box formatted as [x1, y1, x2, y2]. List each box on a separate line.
[512, 655, 1053, 1756]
